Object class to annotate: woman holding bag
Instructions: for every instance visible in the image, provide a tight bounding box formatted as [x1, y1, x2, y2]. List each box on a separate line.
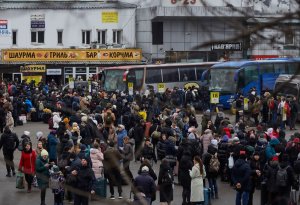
[18, 142, 37, 193]
[189, 155, 206, 205]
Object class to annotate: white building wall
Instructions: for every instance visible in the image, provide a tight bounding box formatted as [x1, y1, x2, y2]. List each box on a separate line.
[0, 8, 136, 49]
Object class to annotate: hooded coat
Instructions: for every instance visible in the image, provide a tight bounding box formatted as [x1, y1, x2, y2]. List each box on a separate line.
[265, 138, 280, 161]
[89, 148, 104, 178]
[201, 129, 213, 154]
[231, 158, 252, 192]
[35, 155, 50, 189]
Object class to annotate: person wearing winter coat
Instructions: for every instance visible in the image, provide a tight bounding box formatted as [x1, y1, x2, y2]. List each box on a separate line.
[231, 150, 252, 205]
[190, 155, 206, 204]
[19, 142, 37, 192]
[141, 139, 157, 164]
[248, 152, 262, 205]
[157, 135, 167, 160]
[52, 112, 62, 130]
[121, 136, 134, 181]
[133, 119, 146, 161]
[286, 138, 300, 167]
[203, 144, 219, 199]
[178, 150, 193, 205]
[35, 149, 50, 205]
[138, 159, 157, 181]
[218, 135, 229, 182]
[0, 126, 19, 177]
[116, 124, 127, 149]
[47, 130, 59, 163]
[265, 138, 280, 161]
[20, 130, 32, 150]
[89, 142, 104, 179]
[201, 129, 213, 154]
[158, 159, 173, 205]
[103, 141, 123, 199]
[71, 156, 96, 205]
[134, 165, 157, 205]
[5, 111, 14, 131]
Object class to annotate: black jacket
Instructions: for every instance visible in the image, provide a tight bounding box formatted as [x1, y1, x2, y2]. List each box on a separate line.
[74, 164, 96, 192]
[0, 130, 19, 154]
[203, 145, 218, 178]
[232, 158, 252, 192]
[134, 172, 156, 199]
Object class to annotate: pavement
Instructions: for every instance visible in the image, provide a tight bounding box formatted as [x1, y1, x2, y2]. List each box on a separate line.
[0, 113, 297, 205]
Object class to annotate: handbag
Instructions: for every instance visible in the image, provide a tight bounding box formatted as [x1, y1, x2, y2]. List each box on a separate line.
[228, 155, 234, 169]
[16, 171, 25, 189]
[32, 175, 38, 188]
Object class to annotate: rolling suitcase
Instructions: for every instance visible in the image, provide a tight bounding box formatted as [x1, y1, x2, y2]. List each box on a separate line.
[203, 188, 211, 205]
[94, 177, 107, 198]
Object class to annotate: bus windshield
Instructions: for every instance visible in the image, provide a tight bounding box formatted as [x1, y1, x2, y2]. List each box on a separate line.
[209, 68, 237, 93]
[103, 69, 126, 91]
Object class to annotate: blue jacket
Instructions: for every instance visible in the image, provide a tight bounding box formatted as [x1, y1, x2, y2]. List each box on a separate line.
[24, 99, 33, 113]
[48, 133, 58, 161]
[231, 158, 252, 192]
[265, 138, 280, 161]
[117, 129, 127, 148]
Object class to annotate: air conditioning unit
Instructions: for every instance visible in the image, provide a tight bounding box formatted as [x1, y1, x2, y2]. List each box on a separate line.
[69, 46, 77, 49]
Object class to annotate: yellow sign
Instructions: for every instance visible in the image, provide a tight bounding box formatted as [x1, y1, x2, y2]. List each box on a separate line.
[128, 82, 133, 95]
[210, 92, 220, 104]
[158, 83, 165, 93]
[22, 75, 42, 85]
[20, 65, 46, 72]
[244, 98, 249, 111]
[184, 82, 200, 89]
[128, 82, 133, 88]
[102, 11, 118, 23]
[2, 49, 142, 62]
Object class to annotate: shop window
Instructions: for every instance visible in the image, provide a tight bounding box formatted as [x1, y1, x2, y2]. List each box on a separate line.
[57, 30, 63, 45]
[97, 30, 106, 44]
[64, 67, 73, 74]
[31, 30, 44, 44]
[89, 67, 97, 73]
[12, 30, 17, 45]
[152, 22, 163, 45]
[82, 30, 91, 45]
[76, 67, 86, 73]
[113, 30, 122, 44]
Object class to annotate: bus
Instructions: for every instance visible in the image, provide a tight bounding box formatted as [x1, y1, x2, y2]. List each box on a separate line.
[101, 62, 218, 93]
[206, 58, 300, 108]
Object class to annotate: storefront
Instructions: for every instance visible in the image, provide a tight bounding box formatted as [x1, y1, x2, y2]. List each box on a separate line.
[0, 48, 142, 84]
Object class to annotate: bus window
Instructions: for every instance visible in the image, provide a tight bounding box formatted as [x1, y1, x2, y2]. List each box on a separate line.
[180, 67, 196, 81]
[287, 63, 299, 74]
[243, 66, 259, 85]
[237, 70, 245, 88]
[135, 69, 144, 90]
[162, 67, 179, 83]
[196, 67, 208, 81]
[259, 63, 274, 74]
[274, 63, 286, 74]
[145, 68, 162, 84]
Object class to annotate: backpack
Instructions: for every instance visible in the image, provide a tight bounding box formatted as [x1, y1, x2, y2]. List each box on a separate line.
[161, 169, 173, 185]
[49, 173, 61, 190]
[105, 113, 113, 125]
[6, 133, 17, 150]
[209, 154, 220, 173]
[128, 127, 135, 139]
[276, 166, 289, 187]
[48, 117, 54, 129]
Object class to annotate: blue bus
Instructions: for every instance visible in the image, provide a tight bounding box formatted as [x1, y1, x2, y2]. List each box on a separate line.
[206, 58, 300, 108]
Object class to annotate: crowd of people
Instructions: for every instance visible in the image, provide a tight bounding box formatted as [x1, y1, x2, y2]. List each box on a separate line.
[0, 80, 298, 205]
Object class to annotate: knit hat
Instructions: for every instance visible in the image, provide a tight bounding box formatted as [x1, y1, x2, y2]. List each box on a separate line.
[141, 166, 149, 172]
[211, 139, 218, 147]
[41, 149, 48, 156]
[118, 124, 125, 130]
[233, 137, 240, 143]
[81, 116, 88, 123]
[80, 144, 87, 151]
[36, 131, 43, 140]
[24, 131, 30, 136]
[222, 135, 229, 142]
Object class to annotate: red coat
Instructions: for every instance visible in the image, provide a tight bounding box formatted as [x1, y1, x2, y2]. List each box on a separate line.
[19, 150, 37, 174]
[223, 127, 232, 138]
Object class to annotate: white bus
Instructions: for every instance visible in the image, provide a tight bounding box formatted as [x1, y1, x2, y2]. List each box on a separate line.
[101, 62, 218, 92]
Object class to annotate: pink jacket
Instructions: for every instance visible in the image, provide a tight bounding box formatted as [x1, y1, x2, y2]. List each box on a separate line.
[90, 148, 104, 178]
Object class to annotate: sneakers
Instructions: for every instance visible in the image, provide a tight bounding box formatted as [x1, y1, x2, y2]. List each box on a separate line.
[6, 173, 11, 177]
[118, 195, 123, 199]
[110, 195, 115, 200]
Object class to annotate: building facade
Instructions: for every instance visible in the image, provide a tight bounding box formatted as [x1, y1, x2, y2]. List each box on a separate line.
[131, 0, 299, 62]
[0, 0, 140, 84]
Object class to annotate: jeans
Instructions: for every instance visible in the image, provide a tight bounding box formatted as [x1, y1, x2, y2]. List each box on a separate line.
[208, 177, 218, 197]
[107, 169, 122, 196]
[4, 152, 15, 174]
[235, 191, 249, 205]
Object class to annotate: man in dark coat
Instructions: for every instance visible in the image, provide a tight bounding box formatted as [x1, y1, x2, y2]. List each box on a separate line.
[231, 150, 252, 205]
[178, 150, 193, 205]
[71, 156, 96, 205]
[0, 126, 19, 177]
[134, 165, 156, 204]
[103, 141, 123, 199]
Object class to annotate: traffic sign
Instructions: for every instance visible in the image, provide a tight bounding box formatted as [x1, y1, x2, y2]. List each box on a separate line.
[158, 83, 165, 93]
[128, 82, 133, 95]
[210, 92, 219, 104]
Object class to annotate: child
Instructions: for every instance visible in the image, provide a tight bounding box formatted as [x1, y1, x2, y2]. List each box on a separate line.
[49, 165, 65, 205]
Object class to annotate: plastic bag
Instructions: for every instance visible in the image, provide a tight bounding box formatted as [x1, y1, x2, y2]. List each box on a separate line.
[228, 155, 234, 169]
[32, 175, 38, 188]
[16, 172, 25, 189]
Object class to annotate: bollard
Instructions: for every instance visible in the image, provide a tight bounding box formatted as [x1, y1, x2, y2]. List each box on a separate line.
[260, 181, 267, 205]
